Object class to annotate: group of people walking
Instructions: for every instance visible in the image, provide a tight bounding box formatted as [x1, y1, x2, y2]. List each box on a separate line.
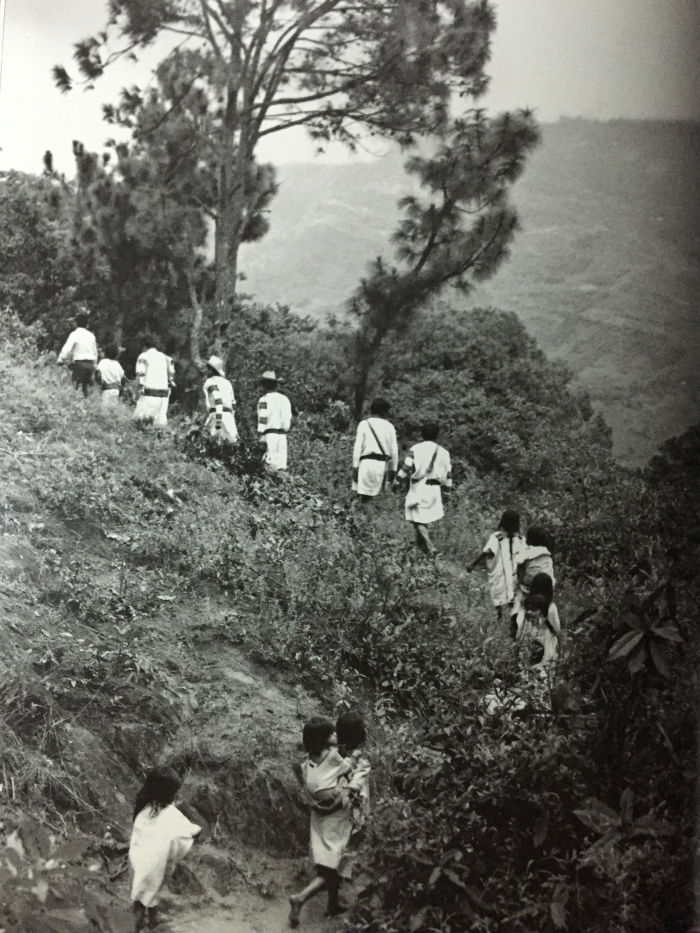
[58, 315, 563, 928]
[57, 316, 292, 471]
[127, 710, 369, 931]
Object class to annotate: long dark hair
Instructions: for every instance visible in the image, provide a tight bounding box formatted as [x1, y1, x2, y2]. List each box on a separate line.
[336, 710, 367, 753]
[302, 717, 335, 757]
[133, 766, 182, 819]
[498, 509, 520, 560]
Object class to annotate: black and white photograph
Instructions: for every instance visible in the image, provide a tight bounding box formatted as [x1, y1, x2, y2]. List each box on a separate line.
[0, 1, 698, 931]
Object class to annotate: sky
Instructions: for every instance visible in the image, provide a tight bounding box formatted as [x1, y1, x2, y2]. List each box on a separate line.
[0, 0, 698, 174]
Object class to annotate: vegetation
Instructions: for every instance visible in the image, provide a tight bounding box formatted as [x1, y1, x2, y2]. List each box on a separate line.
[0, 307, 696, 931]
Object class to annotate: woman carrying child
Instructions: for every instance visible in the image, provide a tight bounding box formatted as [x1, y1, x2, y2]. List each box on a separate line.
[128, 766, 201, 932]
[289, 712, 370, 928]
[467, 510, 524, 622]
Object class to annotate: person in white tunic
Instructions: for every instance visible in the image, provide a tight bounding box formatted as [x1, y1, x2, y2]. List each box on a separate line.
[257, 370, 292, 470]
[352, 398, 398, 501]
[95, 343, 125, 406]
[467, 510, 524, 621]
[129, 766, 201, 932]
[392, 421, 452, 557]
[202, 355, 238, 444]
[133, 336, 175, 428]
[289, 716, 367, 927]
[57, 310, 98, 396]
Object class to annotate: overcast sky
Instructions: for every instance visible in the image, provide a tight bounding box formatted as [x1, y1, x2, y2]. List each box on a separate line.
[0, 0, 698, 174]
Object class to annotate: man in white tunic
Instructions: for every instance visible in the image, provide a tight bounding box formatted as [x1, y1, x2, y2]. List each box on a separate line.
[133, 336, 175, 428]
[257, 370, 292, 470]
[95, 343, 125, 406]
[57, 309, 98, 396]
[352, 398, 398, 501]
[392, 421, 452, 557]
[202, 355, 238, 444]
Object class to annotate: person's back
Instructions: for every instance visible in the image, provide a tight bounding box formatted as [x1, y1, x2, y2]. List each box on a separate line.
[133, 341, 175, 428]
[58, 312, 98, 396]
[352, 401, 398, 500]
[257, 372, 292, 469]
[95, 346, 125, 406]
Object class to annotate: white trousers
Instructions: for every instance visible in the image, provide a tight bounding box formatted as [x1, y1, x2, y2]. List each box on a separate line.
[263, 433, 288, 470]
[134, 395, 169, 427]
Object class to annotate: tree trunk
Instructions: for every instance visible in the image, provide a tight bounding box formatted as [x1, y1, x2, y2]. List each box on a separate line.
[352, 320, 386, 419]
[188, 272, 206, 373]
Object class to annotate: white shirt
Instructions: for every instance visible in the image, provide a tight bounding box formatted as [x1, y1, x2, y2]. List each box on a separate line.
[129, 804, 200, 908]
[257, 390, 292, 433]
[58, 327, 97, 363]
[203, 375, 235, 412]
[135, 348, 175, 391]
[96, 358, 125, 388]
[352, 417, 399, 471]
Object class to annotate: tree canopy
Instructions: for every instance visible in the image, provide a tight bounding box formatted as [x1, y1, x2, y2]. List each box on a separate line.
[55, 0, 514, 353]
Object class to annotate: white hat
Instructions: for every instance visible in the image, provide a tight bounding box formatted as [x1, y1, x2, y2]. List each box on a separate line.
[207, 355, 225, 376]
[261, 370, 278, 381]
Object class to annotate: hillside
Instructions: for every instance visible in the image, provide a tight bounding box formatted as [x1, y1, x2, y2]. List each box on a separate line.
[1, 312, 697, 932]
[240, 119, 700, 464]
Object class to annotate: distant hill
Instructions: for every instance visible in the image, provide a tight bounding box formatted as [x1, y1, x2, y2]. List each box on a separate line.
[240, 119, 700, 465]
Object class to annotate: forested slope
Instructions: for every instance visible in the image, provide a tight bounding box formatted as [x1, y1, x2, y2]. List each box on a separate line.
[240, 119, 700, 464]
[0, 310, 697, 932]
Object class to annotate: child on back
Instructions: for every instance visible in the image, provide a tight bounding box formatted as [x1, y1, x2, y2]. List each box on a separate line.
[513, 525, 555, 619]
[337, 710, 371, 837]
[513, 589, 561, 668]
[467, 510, 524, 622]
[128, 766, 201, 932]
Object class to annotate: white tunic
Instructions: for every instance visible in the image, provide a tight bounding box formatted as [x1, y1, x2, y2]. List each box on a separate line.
[399, 441, 452, 524]
[203, 375, 238, 443]
[58, 327, 97, 363]
[352, 417, 398, 497]
[257, 390, 292, 469]
[129, 804, 200, 907]
[133, 348, 175, 427]
[482, 531, 524, 607]
[302, 753, 353, 875]
[96, 358, 125, 406]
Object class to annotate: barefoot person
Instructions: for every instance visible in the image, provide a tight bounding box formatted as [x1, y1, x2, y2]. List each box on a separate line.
[392, 421, 452, 558]
[129, 766, 201, 932]
[289, 717, 359, 927]
[467, 510, 524, 622]
[352, 398, 398, 502]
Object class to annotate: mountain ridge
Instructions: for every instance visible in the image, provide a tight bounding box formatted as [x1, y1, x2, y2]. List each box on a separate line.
[240, 119, 700, 465]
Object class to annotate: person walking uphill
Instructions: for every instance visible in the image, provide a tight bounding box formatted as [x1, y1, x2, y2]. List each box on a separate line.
[57, 309, 97, 397]
[202, 355, 238, 445]
[392, 421, 452, 558]
[352, 398, 398, 502]
[95, 343, 125, 406]
[129, 767, 201, 932]
[133, 336, 175, 428]
[257, 370, 292, 470]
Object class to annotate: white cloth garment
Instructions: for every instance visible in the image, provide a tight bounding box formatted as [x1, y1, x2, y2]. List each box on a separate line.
[352, 417, 398, 497]
[96, 358, 125, 406]
[129, 804, 200, 907]
[399, 441, 452, 524]
[483, 531, 524, 607]
[133, 348, 174, 427]
[96, 358, 125, 387]
[58, 327, 97, 363]
[203, 374, 238, 443]
[257, 390, 292, 469]
[303, 753, 353, 875]
[514, 602, 561, 667]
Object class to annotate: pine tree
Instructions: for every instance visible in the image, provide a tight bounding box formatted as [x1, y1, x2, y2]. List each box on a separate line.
[55, 0, 500, 350]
